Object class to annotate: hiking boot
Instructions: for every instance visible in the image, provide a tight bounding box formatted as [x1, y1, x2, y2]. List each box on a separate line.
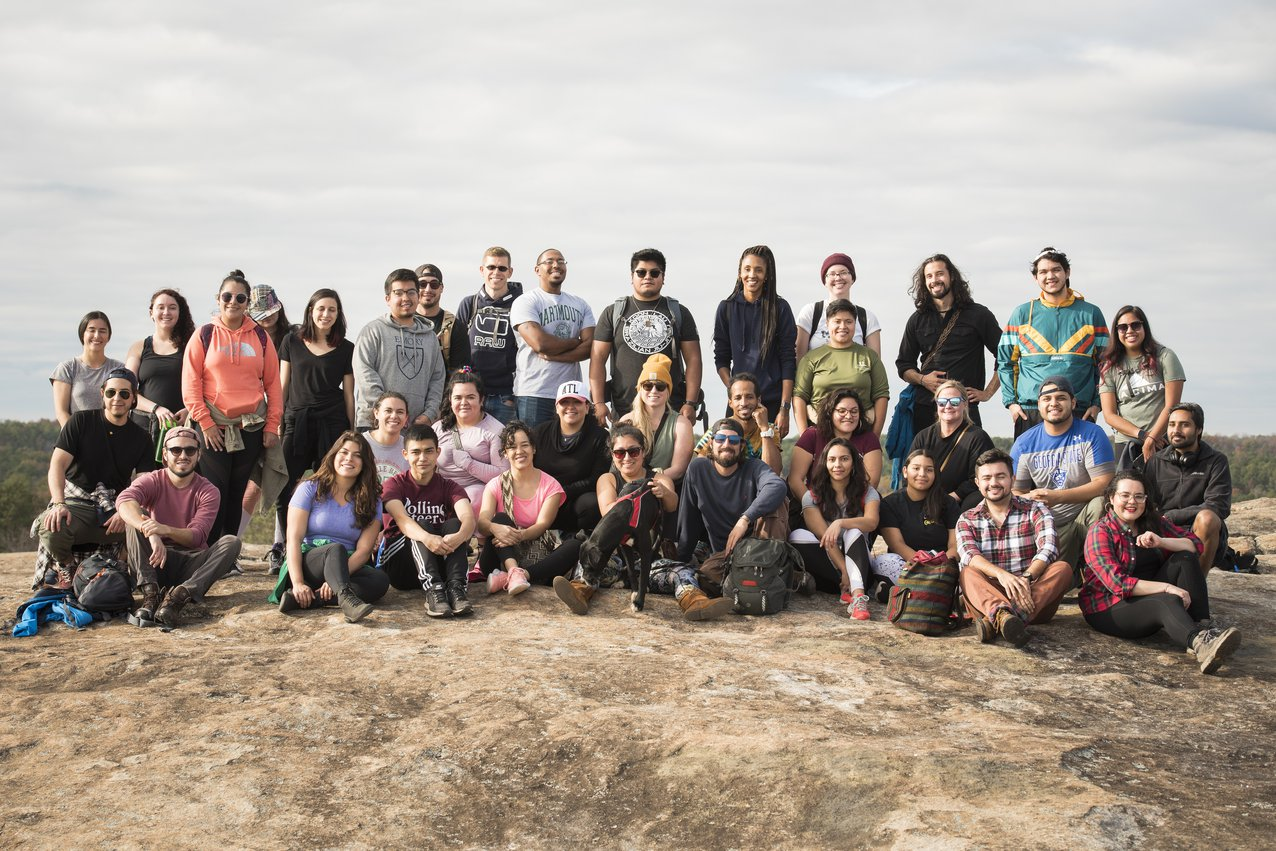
[973, 614, 995, 644]
[486, 569, 508, 594]
[447, 580, 473, 617]
[678, 588, 734, 622]
[425, 586, 453, 618]
[995, 610, 1029, 648]
[848, 593, 870, 621]
[137, 583, 161, 619]
[338, 586, 374, 623]
[872, 579, 892, 605]
[278, 590, 301, 614]
[49, 564, 74, 590]
[1192, 626, 1241, 675]
[553, 576, 595, 615]
[507, 566, 531, 596]
[155, 585, 190, 628]
[266, 544, 284, 576]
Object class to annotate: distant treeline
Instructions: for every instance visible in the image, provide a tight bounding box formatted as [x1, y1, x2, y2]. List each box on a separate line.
[2, 419, 1274, 553]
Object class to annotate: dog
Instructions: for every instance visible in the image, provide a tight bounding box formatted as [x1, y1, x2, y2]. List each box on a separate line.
[578, 477, 663, 612]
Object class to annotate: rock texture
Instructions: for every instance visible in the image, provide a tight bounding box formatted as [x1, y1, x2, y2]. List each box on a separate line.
[3, 504, 1276, 849]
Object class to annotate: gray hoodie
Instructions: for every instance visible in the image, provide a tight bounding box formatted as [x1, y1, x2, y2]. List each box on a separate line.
[353, 314, 446, 429]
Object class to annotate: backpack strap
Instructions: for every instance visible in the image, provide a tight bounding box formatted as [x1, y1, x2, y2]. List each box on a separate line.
[856, 304, 867, 340]
[198, 323, 268, 353]
[809, 301, 823, 336]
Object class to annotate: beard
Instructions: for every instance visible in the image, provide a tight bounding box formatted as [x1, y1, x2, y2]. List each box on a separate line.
[714, 452, 741, 469]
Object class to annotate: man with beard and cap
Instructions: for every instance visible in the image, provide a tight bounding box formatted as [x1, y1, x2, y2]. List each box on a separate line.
[115, 426, 242, 627]
[896, 253, 1002, 432]
[692, 372, 781, 474]
[414, 263, 469, 373]
[1010, 375, 1115, 575]
[957, 448, 1072, 647]
[1142, 402, 1232, 572]
[455, 246, 523, 424]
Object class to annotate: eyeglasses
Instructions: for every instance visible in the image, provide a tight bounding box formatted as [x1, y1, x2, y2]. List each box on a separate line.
[219, 292, 248, 304]
[641, 382, 669, 392]
[712, 433, 742, 445]
[390, 288, 418, 299]
[103, 388, 133, 400]
[484, 264, 510, 272]
[418, 280, 443, 290]
[612, 446, 643, 460]
[538, 259, 567, 267]
[1115, 321, 1144, 333]
[832, 407, 859, 418]
[825, 270, 852, 279]
[935, 397, 964, 408]
[1114, 492, 1148, 503]
[633, 268, 663, 279]
[167, 445, 199, 457]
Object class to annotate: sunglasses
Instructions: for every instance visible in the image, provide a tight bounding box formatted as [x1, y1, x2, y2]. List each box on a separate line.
[712, 433, 742, 445]
[484, 264, 510, 272]
[641, 381, 669, 392]
[935, 397, 964, 408]
[612, 446, 643, 460]
[167, 445, 199, 457]
[103, 388, 133, 400]
[219, 292, 249, 304]
[1116, 321, 1144, 333]
[633, 268, 663, 279]
[418, 280, 443, 290]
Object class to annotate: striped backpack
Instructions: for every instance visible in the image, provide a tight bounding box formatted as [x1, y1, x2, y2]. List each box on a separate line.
[887, 550, 959, 636]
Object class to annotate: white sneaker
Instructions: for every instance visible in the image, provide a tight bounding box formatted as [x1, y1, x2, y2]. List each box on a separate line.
[507, 566, 531, 596]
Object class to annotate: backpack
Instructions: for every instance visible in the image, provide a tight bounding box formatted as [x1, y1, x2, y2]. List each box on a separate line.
[721, 538, 803, 616]
[809, 300, 868, 344]
[887, 551, 959, 636]
[72, 553, 136, 615]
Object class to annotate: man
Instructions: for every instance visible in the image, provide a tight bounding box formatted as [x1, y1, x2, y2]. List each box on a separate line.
[414, 263, 470, 373]
[381, 425, 477, 618]
[998, 247, 1108, 436]
[896, 253, 1002, 431]
[510, 248, 596, 427]
[693, 373, 782, 474]
[590, 248, 702, 424]
[1010, 376, 1115, 573]
[664, 418, 787, 620]
[353, 269, 446, 430]
[455, 246, 522, 424]
[1143, 402, 1232, 572]
[115, 426, 242, 627]
[33, 367, 152, 590]
[957, 448, 1072, 646]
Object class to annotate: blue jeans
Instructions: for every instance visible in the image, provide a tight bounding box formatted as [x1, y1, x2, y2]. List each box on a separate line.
[516, 395, 557, 427]
[484, 394, 517, 425]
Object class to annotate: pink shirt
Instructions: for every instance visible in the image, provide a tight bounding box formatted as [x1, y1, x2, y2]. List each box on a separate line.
[482, 471, 566, 528]
[116, 469, 221, 550]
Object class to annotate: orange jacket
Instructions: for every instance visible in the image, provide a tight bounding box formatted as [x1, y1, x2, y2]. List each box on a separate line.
[183, 316, 283, 434]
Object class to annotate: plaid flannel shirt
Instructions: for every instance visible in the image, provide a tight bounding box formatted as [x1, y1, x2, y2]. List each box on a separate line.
[956, 495, 1057, 574]
[1079, 512, 1202, 615]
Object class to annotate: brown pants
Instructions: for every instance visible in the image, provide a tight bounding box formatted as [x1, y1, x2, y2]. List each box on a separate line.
[960, 560, 1071, 624]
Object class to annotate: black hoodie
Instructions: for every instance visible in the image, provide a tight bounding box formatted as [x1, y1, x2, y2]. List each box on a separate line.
[532, 415, 611, 502]
[455, 280, 523, 395]
[1143, 439, 1232, 526]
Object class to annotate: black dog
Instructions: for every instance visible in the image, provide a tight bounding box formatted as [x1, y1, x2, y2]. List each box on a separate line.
[578, 478, 663, 612]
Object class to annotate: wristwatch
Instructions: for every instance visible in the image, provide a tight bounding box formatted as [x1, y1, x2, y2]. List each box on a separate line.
[761, 427, 775, 439]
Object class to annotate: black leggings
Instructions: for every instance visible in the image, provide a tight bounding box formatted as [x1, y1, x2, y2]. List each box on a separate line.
[199, 427, 264, 541]
[479, 512, 582, 585]
[793, 536, 875, 595]
[300, 543, 390, 603]
[1084, 551, 1209, 649]
[551, 491, 602, 534]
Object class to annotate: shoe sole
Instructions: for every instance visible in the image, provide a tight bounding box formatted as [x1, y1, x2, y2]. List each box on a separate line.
[553, 576, 588, 615]
[974, 618, 995, 644]
[508, 581, 530, 596]
[278, 592, 300, 614]
[1198, 627, 1241, 674]
[1000, 616, 1029, 648]
[451, 601, 474, 617]
[344, 603, 374, 623]
[684, 597, 734, 622]
[425, 605, 454, 618]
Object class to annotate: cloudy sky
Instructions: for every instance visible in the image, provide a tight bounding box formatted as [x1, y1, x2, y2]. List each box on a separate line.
[5, 2, 1273, 436]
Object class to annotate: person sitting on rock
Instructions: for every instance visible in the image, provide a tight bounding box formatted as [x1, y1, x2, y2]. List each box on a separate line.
[692, 372, 782, 474]
[956, 448, 1073, 647]
[115, 426, 242, 627]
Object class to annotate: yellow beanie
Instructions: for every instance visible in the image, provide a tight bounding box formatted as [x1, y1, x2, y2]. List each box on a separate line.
[636, 353, 674, 390]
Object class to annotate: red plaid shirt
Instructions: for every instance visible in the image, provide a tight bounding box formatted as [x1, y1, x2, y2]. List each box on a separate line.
[1079, 512, 1202, 615]
[956, 495, 1057, 574]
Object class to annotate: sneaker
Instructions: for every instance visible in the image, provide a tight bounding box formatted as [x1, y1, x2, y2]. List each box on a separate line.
[49, 564, 74, 591]
[848, 594, 870, 621]
[228, 559, 245, 576]
[466, 565, 484, 585]
[447, 581, 473, 617]
[267, 544, 284, 576]
[872, 579, 892, 605]
[995, 610, 1029, 648]
[973, 615, 995, 644]
[424, 586, 453, 618]
[840, 591, 853, 605]
[795, 571, 816, 596]
[1192, 626, 1241, 674]
[507, 566, 531, 596]
[486, 569, 508, 594]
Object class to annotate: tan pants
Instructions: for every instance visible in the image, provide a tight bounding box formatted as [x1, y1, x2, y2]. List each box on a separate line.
[960, 560, 1072, 624]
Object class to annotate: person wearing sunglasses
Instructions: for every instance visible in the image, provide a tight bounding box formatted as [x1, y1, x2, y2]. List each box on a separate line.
[115, 426, 242, 627]
[909, 380, 995, 511]
[414, 263, 470, 373]
[617, 354, 693, 481]
[51, 310, 125, 427]
[1081, 471, 1242, 674]
[182, 270, 283, 541]
[1098, 305, 1185, 470]
[533, 380, 611, 534]
[33, 367, 152, 591]
[693, 372, 781, 474]
[455, 246, 523, 424]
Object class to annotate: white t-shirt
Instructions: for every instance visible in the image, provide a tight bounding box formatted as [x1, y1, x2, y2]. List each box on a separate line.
[510, 288, 596, 398]
[365, 432, 407, 484]
[794, 301, 881, 349]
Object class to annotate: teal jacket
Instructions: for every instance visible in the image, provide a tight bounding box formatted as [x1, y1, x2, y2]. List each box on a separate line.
[997, 290, 1107, 411]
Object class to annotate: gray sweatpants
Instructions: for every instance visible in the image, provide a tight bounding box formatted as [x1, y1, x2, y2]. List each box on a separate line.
[126, 527, 242, 602]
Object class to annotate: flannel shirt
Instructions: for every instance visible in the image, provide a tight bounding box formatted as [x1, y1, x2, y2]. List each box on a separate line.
[1079, 512, 1202, 615]
[956, 495, 1057, 573]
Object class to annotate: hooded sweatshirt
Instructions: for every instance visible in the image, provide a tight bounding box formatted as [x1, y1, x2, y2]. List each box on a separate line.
[455, 280, 522, 396]
[353, 314, 447, 429]
[183, 315, 283, 434]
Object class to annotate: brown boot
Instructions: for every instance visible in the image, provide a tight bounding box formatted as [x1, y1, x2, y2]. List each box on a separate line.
[553, 576, 595, 615]
[137, 583, 161, 619]
[679, 588, 734, 622]
[155, 585, 190, 628]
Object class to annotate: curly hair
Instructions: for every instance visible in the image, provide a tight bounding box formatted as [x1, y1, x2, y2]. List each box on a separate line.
[1099, 305, 1162, 380]
[148, 289, 195, 349]
[816, 388, 870, 442]
[908, 253, 975, 310]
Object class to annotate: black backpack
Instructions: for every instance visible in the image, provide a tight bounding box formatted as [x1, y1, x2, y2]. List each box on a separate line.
[722, 538, 803, 616]
[72, 553, 136, 615]
[809, 300, 868, 344]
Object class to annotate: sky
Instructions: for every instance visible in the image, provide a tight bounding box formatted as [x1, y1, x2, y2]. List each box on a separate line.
[4, 1, 1273, 437]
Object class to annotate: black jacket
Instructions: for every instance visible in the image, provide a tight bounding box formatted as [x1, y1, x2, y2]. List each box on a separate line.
[532, 416, 611, 502]
[1143, 439, 1232, 525]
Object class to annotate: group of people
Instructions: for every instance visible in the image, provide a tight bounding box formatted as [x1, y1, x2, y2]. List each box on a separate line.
[33, 244, 1245, 674]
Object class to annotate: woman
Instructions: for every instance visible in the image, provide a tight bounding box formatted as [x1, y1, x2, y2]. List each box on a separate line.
[275, 288, 356, 565]
[795, 252, 882, 358]
[712, 245, 797, 438]
[553, 425, 679, 614]
[182, 270, 283, 541]
[366, 391, 411, 483]
[125, 290, 195, 440]
[272, 432, 389, 623]
[618, 354, 693, 481]
[239, 284, 293, 538]
[433, 368, 508, 504]
[788, 388, 884, 503]
[793, 298, 890, 435]
[533, 381, 611, 533]
[1081, 472, 1242, 674]
[477, 421, 581, 594]
[249, 284, 293, 354]
[1099, 306, 1186, 470]
[909, 380, 995, 510]
[871, 449, 960, 602]
[788, 438, 881, 620]
[51, 311, 124, 426]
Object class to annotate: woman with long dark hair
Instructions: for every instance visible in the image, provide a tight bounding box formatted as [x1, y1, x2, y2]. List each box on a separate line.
[1099, 305, 1185, 470]
[272, 432, 389, 623]
[788, 388, 883, 502]
[871, 449, 960, 601]
[125, 289, 195, 439]
[52, 311, 124, 426]
[1081, 471, 1242, 674]
[712, 245, 797, 439]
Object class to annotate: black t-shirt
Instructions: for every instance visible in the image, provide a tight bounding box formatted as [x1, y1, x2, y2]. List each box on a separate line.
[879, 489, 960, 552]
[420, 310, 471, 372]
[895, 302, 1001, 406]
[593, 295, 700, 416]
[278, 333, 354, 412]
[56, 410, 152, 494]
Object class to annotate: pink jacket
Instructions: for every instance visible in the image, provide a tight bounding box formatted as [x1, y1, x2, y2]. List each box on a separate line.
[183, 316, 283, 434]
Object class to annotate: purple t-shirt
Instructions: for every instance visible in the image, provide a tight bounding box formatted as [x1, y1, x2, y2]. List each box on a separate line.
[290, 478, 381, 551]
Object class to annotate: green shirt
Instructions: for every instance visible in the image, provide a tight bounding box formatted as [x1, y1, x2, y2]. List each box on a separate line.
[794, 343, 890, 413]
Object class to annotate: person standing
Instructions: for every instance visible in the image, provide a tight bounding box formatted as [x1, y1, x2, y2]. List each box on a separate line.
[414, 263, 470, 373]
[1098, 305, 1185, 470]
[124, 289, 195, 439]
[455, 247, 522, 424]
[794, 252, 881, 358]
[792, 298, 889, 437]
[52, 311, 125, 427]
